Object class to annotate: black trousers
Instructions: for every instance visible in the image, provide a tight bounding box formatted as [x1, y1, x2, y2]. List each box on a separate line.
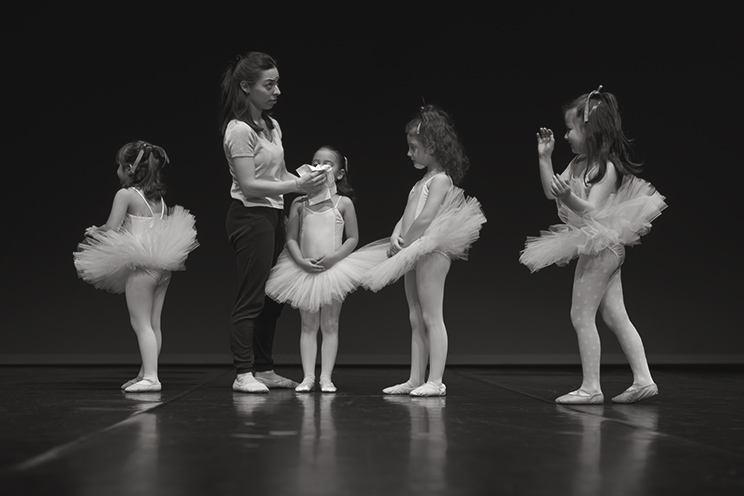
[226, 201, 285, 374]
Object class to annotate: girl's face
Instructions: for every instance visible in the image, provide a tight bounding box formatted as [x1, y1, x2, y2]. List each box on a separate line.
[406, 135, 434, 170]
[564, 109, 586, 154]
[242, 68, 281, 112]
[116, 160, 130, 185]
[312, 148, 344, 181]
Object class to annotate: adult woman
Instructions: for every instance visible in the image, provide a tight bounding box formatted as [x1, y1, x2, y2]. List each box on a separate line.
[221, 52, 325, 393]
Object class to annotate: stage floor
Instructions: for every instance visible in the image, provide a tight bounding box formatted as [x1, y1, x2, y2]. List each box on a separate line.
[1, 365, 742, 495]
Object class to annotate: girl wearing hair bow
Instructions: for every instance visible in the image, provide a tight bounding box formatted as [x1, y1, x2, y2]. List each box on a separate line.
[74, 141, 199, 392]
[362, 105, 486, 397]
[520, 86, 667, 405]
[266, 145, 386, 393]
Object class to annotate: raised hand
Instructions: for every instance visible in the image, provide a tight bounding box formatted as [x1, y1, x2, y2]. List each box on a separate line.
[536, 127, 555, 158]
[549, 174, 571, 200]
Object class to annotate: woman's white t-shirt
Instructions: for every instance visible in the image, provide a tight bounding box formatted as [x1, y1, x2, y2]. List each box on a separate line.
[223, 118, 285, 209]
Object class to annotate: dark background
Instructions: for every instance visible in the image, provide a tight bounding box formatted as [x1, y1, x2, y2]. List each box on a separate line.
[2, 3, 740, 365]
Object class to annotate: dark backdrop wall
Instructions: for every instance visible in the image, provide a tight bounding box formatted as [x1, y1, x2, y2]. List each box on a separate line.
[3, 3, 740, 365]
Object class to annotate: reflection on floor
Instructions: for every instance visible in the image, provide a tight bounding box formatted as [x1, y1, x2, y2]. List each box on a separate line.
[0, 365, 742, 495]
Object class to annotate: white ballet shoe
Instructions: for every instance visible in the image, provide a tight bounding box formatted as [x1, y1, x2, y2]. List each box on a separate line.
[382, 382, 419, 395]
[255, 371, 299, 389]
[233, 373, 270, 394]
[319, 377, 337, 393]
[124, 379, 161, 393]
[410, 382, 446, 397]
[295, 377, 316, 393]
[555, 389, 604, 405]
[611, 383, 658, 404]
[121, 376, 143, 390]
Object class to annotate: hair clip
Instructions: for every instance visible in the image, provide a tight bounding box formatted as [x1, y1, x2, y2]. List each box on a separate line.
[343, 156, 348, 172]
[584, 84, 603, 122]
[131, 148, 146, 171]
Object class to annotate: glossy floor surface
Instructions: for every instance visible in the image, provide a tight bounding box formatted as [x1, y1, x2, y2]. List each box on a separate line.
[1, 365, 742, 495]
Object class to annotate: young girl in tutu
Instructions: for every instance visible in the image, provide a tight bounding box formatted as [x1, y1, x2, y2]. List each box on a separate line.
[362, 105, 486, 397]
[520, 86, 666, 404]
[74, 141, 198, 392]
[266, 146, 386, 393]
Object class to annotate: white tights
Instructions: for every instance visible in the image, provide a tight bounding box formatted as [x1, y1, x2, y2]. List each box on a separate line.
[124, 269, 170, 383]
[404, 253, 451, 386]
[570, 248, 654, 394]
[299, 300, 342, 382]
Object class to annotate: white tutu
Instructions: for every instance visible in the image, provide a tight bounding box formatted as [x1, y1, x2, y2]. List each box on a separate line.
[519, 175, 666, 272]
[266, 239, 389, 312]
[73, 206, 199, 293]
[361, 187, 487, 292]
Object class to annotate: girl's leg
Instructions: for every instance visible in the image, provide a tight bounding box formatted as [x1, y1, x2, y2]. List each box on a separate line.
[558, 249, 620, 403]
[382, 271, 427, 394]
[123, 272, 170, 389]
[319, 300, 342, 392]
[599, 267, 657, 402]
[124, 271, 161, 390]
[149, 271, 170, 355]
[411, 253, 450, 396]
[297, 309, 320, 392]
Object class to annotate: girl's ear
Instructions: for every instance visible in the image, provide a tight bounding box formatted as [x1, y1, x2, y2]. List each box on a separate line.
[336, 169, 346, 181]
[239, 81, 251, 95]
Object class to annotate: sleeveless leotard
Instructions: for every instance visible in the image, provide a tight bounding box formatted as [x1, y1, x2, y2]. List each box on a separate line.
[299, 197, 344, 259]
[519, 158, 667, 272]
[73, 188, 198, 294]
[265, 196, 389, 312]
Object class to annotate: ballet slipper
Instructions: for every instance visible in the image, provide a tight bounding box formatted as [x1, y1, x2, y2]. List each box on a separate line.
[410, 382, 447, 397]
[124, 378, 162, 393]
[233, 373, 270, 394]
[611, 383, 658, 404]
[382, 382, 419, 395]
[555, 389, 604, 405]
[319, 377, 337, 393]
[255, 371, 299, 389]
[295, 377, 316, 393]
[121, 376, 143, 390]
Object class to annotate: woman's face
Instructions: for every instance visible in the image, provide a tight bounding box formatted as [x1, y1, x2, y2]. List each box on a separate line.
[243, 68, 281, 112]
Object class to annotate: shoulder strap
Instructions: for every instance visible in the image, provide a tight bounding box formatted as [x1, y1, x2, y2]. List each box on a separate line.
[132, 188, 155, 217]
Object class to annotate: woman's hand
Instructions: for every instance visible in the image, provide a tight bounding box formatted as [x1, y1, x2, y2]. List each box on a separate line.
[387, 236, 404, 258]
[84, 226, 99, 237]
[296, 170, 326, 194]
[297, 257, 326, 273]
[537, 127, 555, 158]
[549, 174, 571, 200]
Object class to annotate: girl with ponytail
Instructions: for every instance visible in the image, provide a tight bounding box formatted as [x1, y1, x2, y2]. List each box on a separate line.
[220, 52, 326, 393]
[521, 86, 667, 405]
[74, 141, 198, 392]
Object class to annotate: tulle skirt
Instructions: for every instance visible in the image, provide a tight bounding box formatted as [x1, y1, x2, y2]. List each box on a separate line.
[519, 176, 666, 272]
[265, 240, 389, 312]
[361, 187, 487, 292]
[73, 206, 199, 293]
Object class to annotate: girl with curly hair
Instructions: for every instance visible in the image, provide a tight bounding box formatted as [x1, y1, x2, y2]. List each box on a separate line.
[362, 104, 486, 397]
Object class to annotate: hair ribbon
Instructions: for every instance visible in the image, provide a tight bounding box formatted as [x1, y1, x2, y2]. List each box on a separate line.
[584, 84, 603, 122]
